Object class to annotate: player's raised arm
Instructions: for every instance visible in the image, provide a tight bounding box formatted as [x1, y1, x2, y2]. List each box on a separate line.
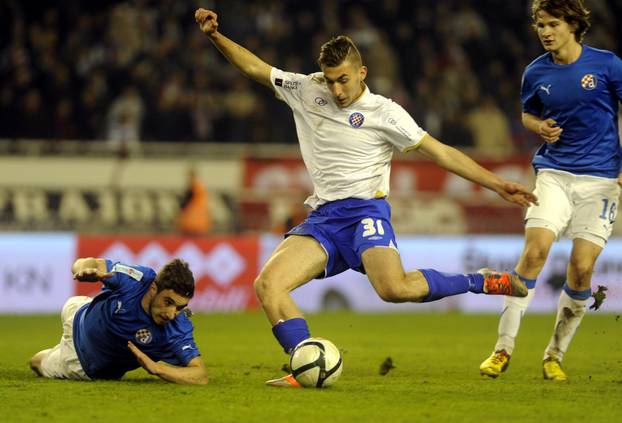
[415, 134, 538, 207]
[195, 8, 273, 89]
[72, 257, 113, 282]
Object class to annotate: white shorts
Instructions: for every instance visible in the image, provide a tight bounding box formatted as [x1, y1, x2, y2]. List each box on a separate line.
[525, 169, 620, 248]
[40, 296, 93, 380]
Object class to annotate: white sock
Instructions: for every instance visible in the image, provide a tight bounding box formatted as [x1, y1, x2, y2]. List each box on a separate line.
[543, 290, 587, 362]
[494, 288, 536, 355]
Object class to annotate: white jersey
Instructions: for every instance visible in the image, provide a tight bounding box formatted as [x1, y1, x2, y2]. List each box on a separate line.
[270, 67, 427, 209]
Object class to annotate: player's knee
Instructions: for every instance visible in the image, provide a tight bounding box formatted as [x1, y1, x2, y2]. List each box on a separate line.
[253, 273, 280, 303]
[253, 274, 268, 300]
[568, 257, 594, 286]
[521, 245, 549, 269]
[29, 355, 44, 377]
[29, 355, 38, 368]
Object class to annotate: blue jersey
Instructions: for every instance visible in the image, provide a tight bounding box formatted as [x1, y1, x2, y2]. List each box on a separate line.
[521, 45, 622, 178]
[73, 260, 200, 380]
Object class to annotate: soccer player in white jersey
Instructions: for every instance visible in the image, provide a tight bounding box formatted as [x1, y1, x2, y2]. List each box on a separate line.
[195, 8, 537, 387]
[479, 0, 622, 381]
[30, 257, 208, 384]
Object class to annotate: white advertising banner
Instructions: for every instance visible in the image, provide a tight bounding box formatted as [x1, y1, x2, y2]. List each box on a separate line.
[0, 233, 76, 313]
[261, 235, 622, 313]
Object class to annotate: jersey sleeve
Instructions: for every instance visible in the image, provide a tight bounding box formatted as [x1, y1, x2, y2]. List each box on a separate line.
[609, 53, 622, 103]
[520, 71, 543, 116]
[381, 101, 427, 153]
[103, 260, 157, 291]
[270, 67, 307, 109]
[163, 318, 201, 366]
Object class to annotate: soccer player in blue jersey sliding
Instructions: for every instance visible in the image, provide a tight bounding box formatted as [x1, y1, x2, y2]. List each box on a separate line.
[195, 8, 538, 387]
[479, 0, 622, 381]
[29, 257, 208, 384]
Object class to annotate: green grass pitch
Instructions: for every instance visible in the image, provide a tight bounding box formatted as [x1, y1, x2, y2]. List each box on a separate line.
[1, 312, 621, 422]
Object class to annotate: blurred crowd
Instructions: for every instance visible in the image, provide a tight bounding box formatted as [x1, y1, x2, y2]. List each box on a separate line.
[0, 0, 619, 156]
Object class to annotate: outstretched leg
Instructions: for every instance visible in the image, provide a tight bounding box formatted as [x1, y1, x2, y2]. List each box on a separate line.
[362, 247, 526, 304]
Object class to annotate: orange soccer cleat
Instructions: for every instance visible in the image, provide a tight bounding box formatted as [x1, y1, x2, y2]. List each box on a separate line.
[265, 373, 302, 388]
[478, 268, 528, 297]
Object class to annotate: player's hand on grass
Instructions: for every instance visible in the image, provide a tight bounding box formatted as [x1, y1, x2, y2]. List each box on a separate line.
[195, 8, 218, 35]
[538, 118, 562, 143]
[496, 181, 538, 207]
[128, 341, 160, 375]
[73, 268, 114, 282]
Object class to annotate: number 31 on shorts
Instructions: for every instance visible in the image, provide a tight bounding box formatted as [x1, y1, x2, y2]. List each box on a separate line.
[361, 218, 385, 237]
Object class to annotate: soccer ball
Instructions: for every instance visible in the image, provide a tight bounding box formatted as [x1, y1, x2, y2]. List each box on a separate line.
[290, 337, 343, 388]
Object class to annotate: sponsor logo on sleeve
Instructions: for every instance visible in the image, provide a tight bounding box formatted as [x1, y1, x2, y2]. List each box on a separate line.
[274, 78, 300, 90]
[283, 80, 300, 90]
[387, 116, 411, 138]
[348, 112, 365, 128]
[581, 74, 597, 90]
[111, 263, 143, 281]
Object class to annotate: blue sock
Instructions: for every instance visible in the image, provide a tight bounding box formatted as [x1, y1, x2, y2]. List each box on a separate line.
[420, 269, 484, 302]
[563, 282, 591, 300]
[272, 318, 310, 354]
[513, 271, 537, 289]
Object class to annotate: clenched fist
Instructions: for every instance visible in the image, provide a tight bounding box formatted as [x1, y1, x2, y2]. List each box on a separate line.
[195, 8, 218, 35]
[538, 118, 562, 144]
[73, 268, 114, 282]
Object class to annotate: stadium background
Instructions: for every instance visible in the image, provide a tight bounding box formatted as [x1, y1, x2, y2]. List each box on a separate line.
[1, 0, 621, 315]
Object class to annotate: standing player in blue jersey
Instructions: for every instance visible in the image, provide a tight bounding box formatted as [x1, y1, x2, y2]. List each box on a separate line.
[480, 0, 622, 381]
[29, 257, 209, 384]
[195, 8, 537, 388]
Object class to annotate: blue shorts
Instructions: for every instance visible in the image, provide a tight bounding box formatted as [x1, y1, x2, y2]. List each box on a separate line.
[285, 198, 398, 278]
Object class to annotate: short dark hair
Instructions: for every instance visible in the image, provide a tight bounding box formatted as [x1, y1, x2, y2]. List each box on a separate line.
[532, 0, 591, 42]
[155, 258, 195, 298]
[317, 35, 362, 68]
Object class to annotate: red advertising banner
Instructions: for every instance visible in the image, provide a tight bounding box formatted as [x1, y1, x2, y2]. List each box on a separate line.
[243, 155, 533, 195]
[75, 235, 260, 311]
[241, 156, 532, 234]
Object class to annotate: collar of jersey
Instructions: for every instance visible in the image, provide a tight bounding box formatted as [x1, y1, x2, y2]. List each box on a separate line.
[341, 84, 370, 109]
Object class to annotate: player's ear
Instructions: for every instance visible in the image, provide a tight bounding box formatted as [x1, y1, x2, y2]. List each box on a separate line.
[360, 65, 367, 81]
[568, 20, 578, 36]
[149, 281, 158, 294]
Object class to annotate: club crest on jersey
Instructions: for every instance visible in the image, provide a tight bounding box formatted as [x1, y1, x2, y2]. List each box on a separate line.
[349, 112, 365, 128]
[135, 328, 152, 344]
[581, 74, 597, 90]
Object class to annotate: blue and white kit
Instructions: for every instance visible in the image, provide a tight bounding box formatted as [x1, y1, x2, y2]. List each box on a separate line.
[72, 260, 200, 380]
